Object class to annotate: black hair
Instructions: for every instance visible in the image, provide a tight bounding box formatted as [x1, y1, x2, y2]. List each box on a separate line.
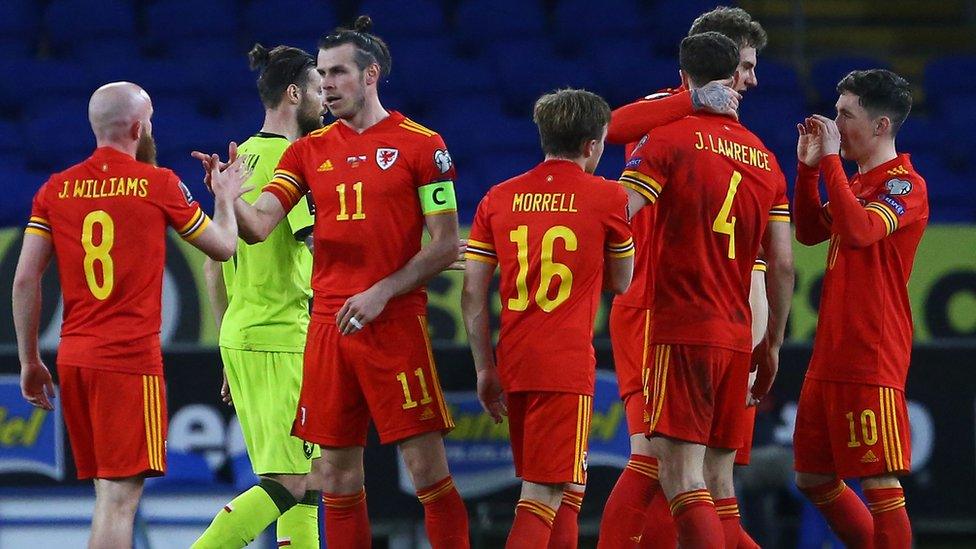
[679, 32, 739, 87]
[533, 88, 611, 158]
[837, 69, 913, 134]
[318, 15, 392, 78]
[248, 43, 316, 109]
[688, 6, 768, 51]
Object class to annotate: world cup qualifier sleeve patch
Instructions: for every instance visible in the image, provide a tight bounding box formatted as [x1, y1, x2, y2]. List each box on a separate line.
[418, 180, 457, 215]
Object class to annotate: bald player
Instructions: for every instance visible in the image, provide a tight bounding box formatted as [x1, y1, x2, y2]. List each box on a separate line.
[12, 82, 246, 548]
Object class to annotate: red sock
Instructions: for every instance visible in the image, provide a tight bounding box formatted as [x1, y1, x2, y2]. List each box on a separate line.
[598, 454, 661, 548]
[507, 499, 556, 548]
[715, 497, 741, 548]
[416, 476, 470, 549]
[639, 490, 677, 549]
[737, 525, 760, 549]
[668, 489, 723, 549]
[323, 489, 370, 549]
[548, 489, 583, 548]
[800, 480, 873, 548]
[865, 487, 912, 549]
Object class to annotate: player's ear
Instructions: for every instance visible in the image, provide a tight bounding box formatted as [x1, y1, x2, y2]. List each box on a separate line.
[582, 138, 597, 159]
[286, 83, 301, 105]
[364, 63, 380, 85]
[130, 119, 143, 142]
[875, 116, 891, 137]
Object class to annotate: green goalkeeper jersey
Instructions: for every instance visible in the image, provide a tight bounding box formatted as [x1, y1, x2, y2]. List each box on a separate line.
[219, 132, 313, 352]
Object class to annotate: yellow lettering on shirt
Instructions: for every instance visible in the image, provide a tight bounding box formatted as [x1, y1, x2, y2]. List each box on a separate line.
[59, 176, 151, 199]
[511, 193, 580, 213]
[695, 131, 771, 171]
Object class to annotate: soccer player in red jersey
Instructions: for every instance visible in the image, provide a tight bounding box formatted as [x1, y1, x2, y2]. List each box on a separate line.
[600, 8, 792, 548]
[620, 33, 793, 549]
[13, 82, 245, 548]
[793, 70, 925, 549]
[461, 88, 634, 548]
[200, 16, 470, 548]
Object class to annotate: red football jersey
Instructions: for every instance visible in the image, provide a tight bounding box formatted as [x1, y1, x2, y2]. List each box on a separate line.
[26, 147, 208, 374]
[611, 86, 686, 310]
[465, 159, 634, 395]
[802, 154, 928, 389]
[622, 112, 790, 352]
[264, 112, 456, 321]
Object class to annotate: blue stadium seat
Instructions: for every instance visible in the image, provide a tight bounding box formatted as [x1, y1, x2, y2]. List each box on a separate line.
[646, 0, 718, 54]
[924, 55, 976, 114]
[453, 0, 547, 56]
[0, 0, 40, 56]
[0, 58, 96, 116]
[739, 91, 806, 152]
[359, 0, 447, 39]
[89, 58, 204, 102]
[1, 168, 45, 227]
[489, 39, 599, 115]
[44, 0, 137, 59]
[395, 40, 496, 111]
[473, 150, 542, 189]
[144, 451, 216, 489]
[751, 58, 801, 95]
[243, 0, 337, 50]
[810, 55, 890, 106]
[586, 41, 676, 107]
[25, 108, 94, 170]
[553, 0, 645, 47]
[895, 116, 937, 154]
[145, 0, 237, 56]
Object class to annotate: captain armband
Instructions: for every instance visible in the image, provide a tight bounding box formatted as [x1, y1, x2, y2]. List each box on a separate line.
[418, 180, 457, 215]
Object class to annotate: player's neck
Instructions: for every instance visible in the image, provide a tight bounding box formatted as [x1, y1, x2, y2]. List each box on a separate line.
[856, 141, 898, 174]
[340, 95, 388, 133]
[544, 154, 586, 171]
[94, 140, 136, 158]
[261, 109, 301, 142]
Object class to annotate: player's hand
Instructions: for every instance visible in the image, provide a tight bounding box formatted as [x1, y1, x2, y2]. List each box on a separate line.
[21, 360, 55, 411]
[797, 118, 824, 167]
[477, 367, 507, 423]
[808, 115, 841, 156]
[691, 79, 741, 117]
[447, 239, 467, 271]
[336, 286, 391, 335]
[220, 369, 233, 407]
[746, 369, 760, 407]
[751, 338, 780, 401]
[192, 141, 239, 193]
[210, 154, 252, 202]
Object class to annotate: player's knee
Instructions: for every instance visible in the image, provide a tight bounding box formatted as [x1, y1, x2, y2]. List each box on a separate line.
[861, 474, 901, 490]
[319, 460, 364, 493]
[403, 452, 449, 488]
[795, 472, 835, 490]
[263, 474, 307, 501]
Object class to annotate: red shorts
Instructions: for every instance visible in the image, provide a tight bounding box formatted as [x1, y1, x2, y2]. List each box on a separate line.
[794, 378, 911, 478]
[59, 364, 167, 480]
[735, 405, 757, 466]
[609, 305, 652, 435]
[507, 392, 592, 484]
[293, 316, 454, 447]
[645, 344, 751, 449]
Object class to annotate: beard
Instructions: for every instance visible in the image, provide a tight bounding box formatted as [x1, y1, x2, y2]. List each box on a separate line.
[297, 100, 325, 136]
[136, 128, 157, 166]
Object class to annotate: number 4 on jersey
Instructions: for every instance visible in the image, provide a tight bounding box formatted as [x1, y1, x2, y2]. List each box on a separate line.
[712, 170, 742, 260]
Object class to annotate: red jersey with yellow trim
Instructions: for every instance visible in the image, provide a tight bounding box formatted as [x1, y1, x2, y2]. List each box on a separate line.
[611, 86, 685, 310]
[26, 147, 209, 374]
[622, 113, 790, 352]
[805, 155, 928, 389]
[465, 160, 634, 394]
[264, 111, 456, 320]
